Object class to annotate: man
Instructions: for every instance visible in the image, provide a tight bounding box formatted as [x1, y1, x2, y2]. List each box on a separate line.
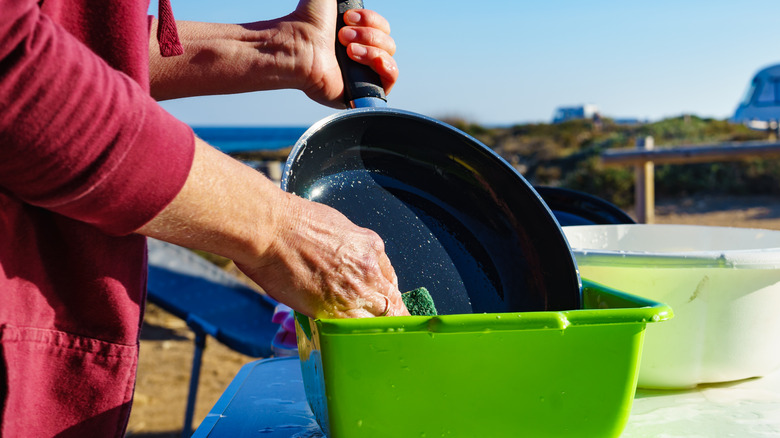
[0, 0, 408, 435]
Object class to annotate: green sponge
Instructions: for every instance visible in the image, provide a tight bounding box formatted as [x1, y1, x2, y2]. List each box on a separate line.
[401, 287, 438, 316]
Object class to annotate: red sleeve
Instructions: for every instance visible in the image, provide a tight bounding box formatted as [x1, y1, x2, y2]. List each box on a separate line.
[0, 0, 195, 236]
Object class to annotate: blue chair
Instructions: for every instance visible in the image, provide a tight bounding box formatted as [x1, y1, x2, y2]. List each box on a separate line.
[146, 239, 280, 437]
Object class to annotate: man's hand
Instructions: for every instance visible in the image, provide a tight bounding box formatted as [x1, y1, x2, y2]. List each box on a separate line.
[137, 138, 410, 319]
[284, 0, 398, 107]
[149, 0, 398, 107]
[237, 192, 408, 319]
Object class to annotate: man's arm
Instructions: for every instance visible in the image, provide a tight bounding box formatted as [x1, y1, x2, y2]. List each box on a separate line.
[137, 138, 409, 319]
[148, 3, 398, 106]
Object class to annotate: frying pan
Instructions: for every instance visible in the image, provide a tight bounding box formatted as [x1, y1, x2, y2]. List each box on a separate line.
[281, 0, 581, 315]
[534, 186, 636, 226]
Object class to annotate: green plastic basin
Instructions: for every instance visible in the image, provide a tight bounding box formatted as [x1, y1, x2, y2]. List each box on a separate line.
[295, 281, 672, 438]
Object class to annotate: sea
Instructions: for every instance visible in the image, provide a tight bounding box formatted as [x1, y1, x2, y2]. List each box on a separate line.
[193, 126, 308, 153]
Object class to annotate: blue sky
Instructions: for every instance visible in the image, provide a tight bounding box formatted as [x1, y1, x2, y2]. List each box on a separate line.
[153, 0, 780, 126]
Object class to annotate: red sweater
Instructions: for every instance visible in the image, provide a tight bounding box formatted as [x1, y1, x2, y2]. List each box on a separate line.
[0, 0, 194, 436]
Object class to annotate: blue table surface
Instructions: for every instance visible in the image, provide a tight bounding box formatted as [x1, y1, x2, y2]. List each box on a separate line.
[192, 357, 323, 438]
[194, 357, 780, 437]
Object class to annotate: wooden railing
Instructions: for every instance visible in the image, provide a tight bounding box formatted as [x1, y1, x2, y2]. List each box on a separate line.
[601, 137, 780, 223]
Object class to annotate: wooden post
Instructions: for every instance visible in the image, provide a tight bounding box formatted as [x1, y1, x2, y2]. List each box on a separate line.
[770, 121, 779, 141]
[268, 161, 283, 186]
[634, 136, 655, 223]
[256, 161, 284, 186]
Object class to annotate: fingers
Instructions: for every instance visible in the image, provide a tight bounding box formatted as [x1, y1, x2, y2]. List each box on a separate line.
[370, 234, 398, 288]
[343, 9, 390, 35]
[374, 270, 410, 318]
[351, 284, 409, 318]
[357, 232, 408, 317]
[340, 11, 395, 55]
[338, 9, 399, 94]
[345, 45, 398, 94]
[384, 289, 411, 317]
[318, 228, 409, 319]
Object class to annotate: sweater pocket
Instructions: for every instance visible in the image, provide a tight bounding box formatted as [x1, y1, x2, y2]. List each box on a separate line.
[0, 324, 138, 438]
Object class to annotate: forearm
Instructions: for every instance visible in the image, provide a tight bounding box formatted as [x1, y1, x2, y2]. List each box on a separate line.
[148, 7, 398, 106]
[149, 19, 304, 100]
[136, 137, 282, 265]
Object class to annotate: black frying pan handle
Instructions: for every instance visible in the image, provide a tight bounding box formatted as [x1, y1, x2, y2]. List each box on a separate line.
[337, 0, 387, 106]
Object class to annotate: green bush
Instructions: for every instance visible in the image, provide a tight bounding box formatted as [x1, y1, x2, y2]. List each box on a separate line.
[561, 156, 635, 207]
[477, 115, 775, 205]
[655, 159, 780, 196]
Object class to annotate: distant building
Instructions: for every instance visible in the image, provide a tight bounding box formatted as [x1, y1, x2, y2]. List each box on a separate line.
[732, 63, 780, 130]
[552, 104, 600, 123]
[613, 118, 645, 126]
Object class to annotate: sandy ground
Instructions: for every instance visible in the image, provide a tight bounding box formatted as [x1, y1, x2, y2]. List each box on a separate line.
[124, 194, 780, 437]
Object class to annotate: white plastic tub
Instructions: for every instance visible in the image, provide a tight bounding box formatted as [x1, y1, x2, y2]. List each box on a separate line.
[563, 224, 780, 389]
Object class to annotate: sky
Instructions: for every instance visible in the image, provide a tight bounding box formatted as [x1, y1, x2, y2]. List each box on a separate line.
[152, 0, 780, 127]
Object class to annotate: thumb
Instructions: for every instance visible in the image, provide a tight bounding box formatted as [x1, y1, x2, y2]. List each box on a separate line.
[295, 0, 338, 26]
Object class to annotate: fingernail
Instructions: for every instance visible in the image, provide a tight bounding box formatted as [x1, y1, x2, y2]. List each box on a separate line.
[341, 28, 357, 41]
[351, 44, 367, 57]
[345, 10, 361, 24]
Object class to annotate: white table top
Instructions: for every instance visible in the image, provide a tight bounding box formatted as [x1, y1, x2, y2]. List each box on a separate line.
[623, 370, 780, 437]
